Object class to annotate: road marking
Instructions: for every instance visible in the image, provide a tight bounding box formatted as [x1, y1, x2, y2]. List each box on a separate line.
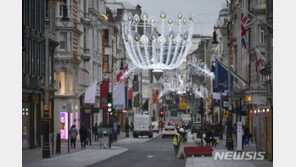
[146, 155, 154, 158]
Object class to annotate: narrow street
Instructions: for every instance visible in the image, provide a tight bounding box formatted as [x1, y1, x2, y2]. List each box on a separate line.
[88, 134, 185, 167]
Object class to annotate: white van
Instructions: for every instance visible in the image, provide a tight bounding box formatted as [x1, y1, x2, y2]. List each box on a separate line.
[133, 114, 153, 138]
[151, 121, 159, 133]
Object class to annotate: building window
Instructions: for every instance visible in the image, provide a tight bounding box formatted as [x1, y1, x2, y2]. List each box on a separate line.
[59, 3, 64, 16]
[83, 0, 87, 17]
[54, 72, 57, 90]
[59, 70, 66, 94]
[259, 26, 265, 44]
[103, 55, 109, 73]
[104, 29, 109, 47]
[257, 0, 266, 8]
[60, 32, 67, 50]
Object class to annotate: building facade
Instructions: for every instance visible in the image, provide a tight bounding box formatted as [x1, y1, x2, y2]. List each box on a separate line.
[22, 0, 59, 149]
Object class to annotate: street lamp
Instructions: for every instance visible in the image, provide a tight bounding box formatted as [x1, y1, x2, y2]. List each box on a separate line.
[212, 28, 218, 47]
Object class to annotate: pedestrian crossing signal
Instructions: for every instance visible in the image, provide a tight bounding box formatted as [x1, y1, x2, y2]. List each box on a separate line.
[224, 111, 229, 117]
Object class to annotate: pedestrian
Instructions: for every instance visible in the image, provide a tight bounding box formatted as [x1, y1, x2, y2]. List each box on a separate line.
[118, 123, 121, 134]
[130, 122, 134, 131]
[243, 125, 250, 146]
[69, 125, 78, 148]
[93, 123, 99, 142]
[79, 125, 88, 148]
[173, 128, 184, 156]
[233, 123, 237, 143]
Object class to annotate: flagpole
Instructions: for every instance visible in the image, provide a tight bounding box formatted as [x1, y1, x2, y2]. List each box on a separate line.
[239, 6, 273, 29]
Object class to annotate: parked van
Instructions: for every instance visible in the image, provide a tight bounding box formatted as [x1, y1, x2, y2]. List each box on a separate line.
[133, 114, 153, 138]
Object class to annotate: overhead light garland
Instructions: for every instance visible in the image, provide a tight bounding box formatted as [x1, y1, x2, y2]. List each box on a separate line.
[121, 11, 194, 70]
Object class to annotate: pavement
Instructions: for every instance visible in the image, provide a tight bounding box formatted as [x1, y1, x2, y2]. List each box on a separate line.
[185, 132, 273, 167]
[22, 131, 157, 167]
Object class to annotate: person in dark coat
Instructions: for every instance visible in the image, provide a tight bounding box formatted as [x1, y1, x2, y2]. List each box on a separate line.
[69, 125, 78, 148]
[79, 125, 88, 148]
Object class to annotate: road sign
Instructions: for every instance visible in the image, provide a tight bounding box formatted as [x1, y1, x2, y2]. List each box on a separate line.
[224, 110, 229, 117]
[43, 104, 48, 111]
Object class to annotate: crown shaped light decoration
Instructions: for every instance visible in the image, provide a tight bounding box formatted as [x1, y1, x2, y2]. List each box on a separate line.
[121, 11, 194, 70]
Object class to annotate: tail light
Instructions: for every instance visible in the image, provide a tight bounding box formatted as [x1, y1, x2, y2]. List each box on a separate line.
[177, 126, 180, 129]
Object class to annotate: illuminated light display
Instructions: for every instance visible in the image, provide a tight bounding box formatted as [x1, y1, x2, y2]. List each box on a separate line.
[121, 11, 194, 70]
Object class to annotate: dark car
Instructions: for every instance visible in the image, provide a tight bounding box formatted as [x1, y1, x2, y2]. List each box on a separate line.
[191, 122, 201, 134]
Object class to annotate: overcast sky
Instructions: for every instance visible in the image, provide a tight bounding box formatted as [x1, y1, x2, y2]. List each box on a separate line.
[117, 0, 227, 35]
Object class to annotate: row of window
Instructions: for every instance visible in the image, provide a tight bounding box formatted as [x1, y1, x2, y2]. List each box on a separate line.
[22, 0, 45, 34]
[22, 35, 45, 77]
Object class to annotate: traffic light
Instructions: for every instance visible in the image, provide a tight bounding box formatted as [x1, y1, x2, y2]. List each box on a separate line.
[159, 110, 164, 117]
[107, 92, 113, 115]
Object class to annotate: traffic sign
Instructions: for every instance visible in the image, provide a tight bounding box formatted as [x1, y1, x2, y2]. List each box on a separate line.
[224, 110, 229, 117]
[43, 104, 48, 111]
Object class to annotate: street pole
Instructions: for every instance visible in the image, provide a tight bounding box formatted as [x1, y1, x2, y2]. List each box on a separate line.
[42, 17, 50, 158]
[219, 90, 223, 139]
[226, 19, 234, 150]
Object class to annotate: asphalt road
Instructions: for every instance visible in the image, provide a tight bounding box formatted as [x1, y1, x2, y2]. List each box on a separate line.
[87, 134, 186, 167]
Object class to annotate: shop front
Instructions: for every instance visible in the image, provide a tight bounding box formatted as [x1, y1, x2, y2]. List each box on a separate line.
[22, 94, 42, 149]
[253, 107, 273, 161]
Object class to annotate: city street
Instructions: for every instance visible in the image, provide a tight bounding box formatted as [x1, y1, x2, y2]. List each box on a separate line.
[88, 134, 185, 167]
[20, 0, 273, 167]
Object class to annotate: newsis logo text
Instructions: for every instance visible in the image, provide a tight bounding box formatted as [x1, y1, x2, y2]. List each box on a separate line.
[214, 151, 265, 160]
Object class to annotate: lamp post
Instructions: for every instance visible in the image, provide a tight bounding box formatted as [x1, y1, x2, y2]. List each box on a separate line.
[43, 0, 65, 159]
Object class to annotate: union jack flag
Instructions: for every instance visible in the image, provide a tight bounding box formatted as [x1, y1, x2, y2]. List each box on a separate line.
[241, 12, 253, 50]
[241, 24, 249, 50]
[241, 12, 254, 31]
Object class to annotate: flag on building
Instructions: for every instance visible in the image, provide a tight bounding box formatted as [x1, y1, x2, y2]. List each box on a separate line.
[84, 81, 97, 104]
[241, 24, 249, 50]
[99, 80, 109, 109]
[214, 59, 233, 91]
[113, 82, 126, 109]
[254, 50, 262, 74]
[241, 12, 253, 50]
[241, 12, 254, 31]
[117, 64, 128, 86]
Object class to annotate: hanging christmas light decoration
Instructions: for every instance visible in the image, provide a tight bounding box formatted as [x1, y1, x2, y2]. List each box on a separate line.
[121, 11, 194, 70]
[186, 58, 215, 80]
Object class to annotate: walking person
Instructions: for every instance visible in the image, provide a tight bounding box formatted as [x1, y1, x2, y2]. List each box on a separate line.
[93, 123, 99, 142]
[70, 125, 78, 148]
[173, 128, 184, 157]
[79, 125, 88, 148]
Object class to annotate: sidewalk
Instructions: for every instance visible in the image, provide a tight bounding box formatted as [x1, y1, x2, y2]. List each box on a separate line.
[23, 145, 127, 167]
[22, 133, 132, 167]
[185, 132, 273, 167]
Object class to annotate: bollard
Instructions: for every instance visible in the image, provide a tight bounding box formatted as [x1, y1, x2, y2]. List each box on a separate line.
[88, 130, 92, 146]
[56, 133, 61, 154]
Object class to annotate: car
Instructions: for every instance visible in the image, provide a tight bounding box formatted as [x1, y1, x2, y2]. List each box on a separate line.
[191, 122, 202, 134]
[151, 121, 159, 133]
[162, 125, 177, 138]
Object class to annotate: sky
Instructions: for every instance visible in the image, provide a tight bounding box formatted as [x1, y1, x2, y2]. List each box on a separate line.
[116, 0, 227, 35]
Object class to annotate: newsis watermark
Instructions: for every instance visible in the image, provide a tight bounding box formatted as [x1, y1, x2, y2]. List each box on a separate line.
[214, 151, 265, 160]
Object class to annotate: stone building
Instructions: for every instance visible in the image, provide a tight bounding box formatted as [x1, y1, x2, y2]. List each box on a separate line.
[22, 0, 59, 149]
